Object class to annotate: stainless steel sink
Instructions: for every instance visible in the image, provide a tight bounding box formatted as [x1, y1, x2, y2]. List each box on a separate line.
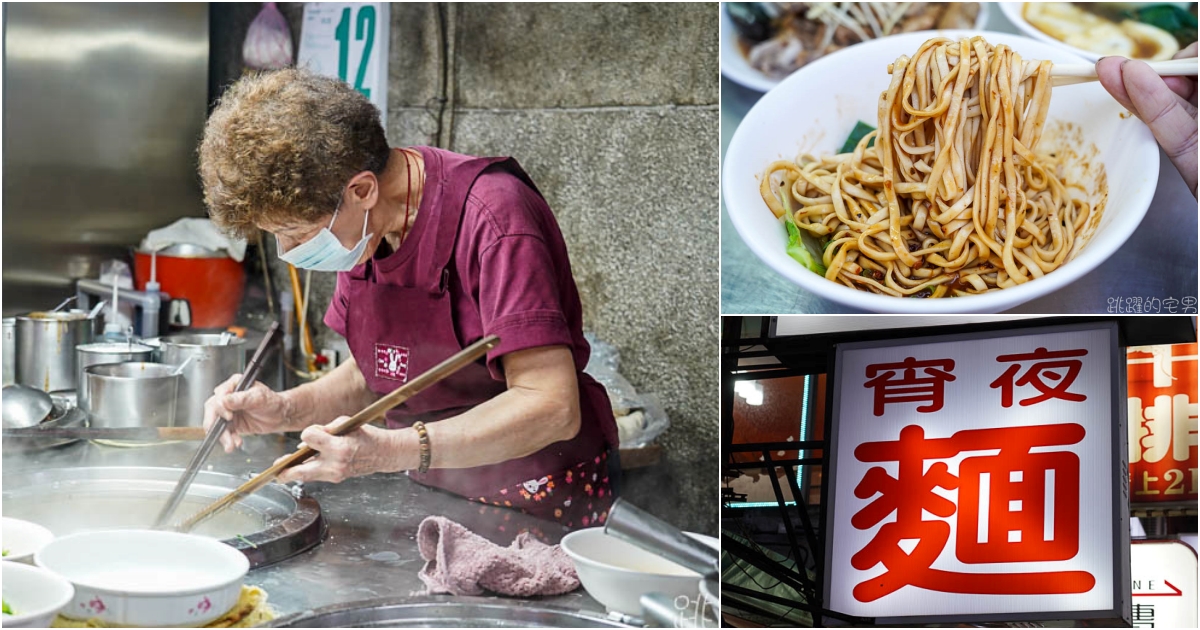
[265, 597, 631, 628]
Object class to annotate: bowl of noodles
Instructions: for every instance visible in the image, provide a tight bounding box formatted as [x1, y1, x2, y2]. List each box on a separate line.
[723, 30, 1160, 313]
[722, 3, 988, 92]
[999, 2, 1196, 62]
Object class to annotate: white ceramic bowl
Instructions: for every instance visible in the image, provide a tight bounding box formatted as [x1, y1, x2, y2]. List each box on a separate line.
[999, 2, 1145, 62]
[561, 528, 718, 617]
[2, 560, 76, 628]
[2, 517, 55, 564]
[36, 530, 249, 628]
[723, 29, 1159, 313]
[722, 3, 989, 92]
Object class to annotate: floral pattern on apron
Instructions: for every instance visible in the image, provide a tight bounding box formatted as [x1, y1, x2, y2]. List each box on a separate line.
[469, 451, 614, 529]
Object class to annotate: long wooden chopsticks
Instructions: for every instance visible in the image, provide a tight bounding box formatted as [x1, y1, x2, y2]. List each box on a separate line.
[175, 334, 500, 533]
[154, 322, 281, 529]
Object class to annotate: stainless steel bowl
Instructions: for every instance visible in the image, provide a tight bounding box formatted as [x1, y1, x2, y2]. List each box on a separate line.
[83, 362, 180, 428]
[1, 401, 87, 452]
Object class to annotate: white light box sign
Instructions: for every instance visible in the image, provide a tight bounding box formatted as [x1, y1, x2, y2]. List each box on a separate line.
[1130, 540, 1197, 629]
[826, 322, 1130, 625]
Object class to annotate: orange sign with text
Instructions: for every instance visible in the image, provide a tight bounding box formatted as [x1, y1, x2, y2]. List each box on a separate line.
[1127, 343, 1198, 503]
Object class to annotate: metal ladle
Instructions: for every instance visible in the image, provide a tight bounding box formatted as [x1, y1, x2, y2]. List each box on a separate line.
[87, 300, 108, 320]
[50, 296, 77, 313]
[2, 384, 54, 429]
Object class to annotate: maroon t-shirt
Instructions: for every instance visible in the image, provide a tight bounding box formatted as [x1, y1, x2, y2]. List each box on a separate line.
[325, 147, 613, 438]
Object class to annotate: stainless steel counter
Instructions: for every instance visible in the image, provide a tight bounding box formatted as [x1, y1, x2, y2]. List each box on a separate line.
[2, 436, 603, 619]
[720, 3, 1199, 314]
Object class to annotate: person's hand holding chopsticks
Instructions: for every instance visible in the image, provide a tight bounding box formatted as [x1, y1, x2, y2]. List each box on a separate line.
[1097, 43, 1198, 197]
[273, 417, 417, 484]
[203, 375, 293, 452]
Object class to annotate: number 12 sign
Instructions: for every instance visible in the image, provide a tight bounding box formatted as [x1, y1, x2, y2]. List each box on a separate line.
[299, 3, 389, 126]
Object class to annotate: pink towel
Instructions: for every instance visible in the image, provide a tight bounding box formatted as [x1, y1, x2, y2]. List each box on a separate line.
[416, 516, 580, 597]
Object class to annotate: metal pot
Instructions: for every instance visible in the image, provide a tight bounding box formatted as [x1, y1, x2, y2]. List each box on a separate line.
[3, 317, 16, 386]
[76, 342, 157, 412]
[15, 311, 96, 392]
[157, 334, 245, 427]
[85, 362, 180, 428]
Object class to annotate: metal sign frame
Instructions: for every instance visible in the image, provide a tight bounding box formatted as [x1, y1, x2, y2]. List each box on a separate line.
[824, 321, 1131, 626]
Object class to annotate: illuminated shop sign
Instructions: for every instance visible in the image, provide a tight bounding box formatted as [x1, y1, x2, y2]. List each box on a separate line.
[826, 323, 1130, 624]
[1127, 343, 1198, 502]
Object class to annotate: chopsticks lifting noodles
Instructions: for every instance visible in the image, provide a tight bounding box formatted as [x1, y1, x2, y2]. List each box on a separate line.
[153, 322, 281, 530]
[174, 334, 501, 533]
[1050, 57, 1198, 87]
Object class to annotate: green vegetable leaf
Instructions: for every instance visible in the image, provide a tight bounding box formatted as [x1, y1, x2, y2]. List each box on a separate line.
[840, 121, 877, 154]
[235, 534, 259, 549]
[785, 220, 827, 275]
[1133, 5, 1198, 47]
[3, 599, 12, 615]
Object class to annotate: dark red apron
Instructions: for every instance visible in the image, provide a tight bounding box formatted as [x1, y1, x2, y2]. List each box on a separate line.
[343, 149, 615, 529]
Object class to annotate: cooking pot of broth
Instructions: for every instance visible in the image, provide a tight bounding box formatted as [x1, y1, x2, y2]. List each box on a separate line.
[15, 311, 95, 392]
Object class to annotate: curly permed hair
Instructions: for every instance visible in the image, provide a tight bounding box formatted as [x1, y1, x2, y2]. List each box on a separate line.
[198, 68, 390, 239]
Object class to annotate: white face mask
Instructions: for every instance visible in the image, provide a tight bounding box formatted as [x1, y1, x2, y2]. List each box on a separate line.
[277, 202, 373, 272]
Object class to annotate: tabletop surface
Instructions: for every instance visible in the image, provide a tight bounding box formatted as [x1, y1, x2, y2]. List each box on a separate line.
[720, 3, 1198, 315]
[2, 436, 604, 621]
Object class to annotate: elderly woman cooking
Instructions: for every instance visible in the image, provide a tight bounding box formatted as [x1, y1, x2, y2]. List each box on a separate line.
[198, 69, 617, 529]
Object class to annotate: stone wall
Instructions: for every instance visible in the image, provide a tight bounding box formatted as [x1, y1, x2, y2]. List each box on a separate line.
[211, 2, 718, 534]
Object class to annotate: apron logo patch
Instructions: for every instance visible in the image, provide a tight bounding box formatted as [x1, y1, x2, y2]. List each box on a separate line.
[374, 343, 410, 382]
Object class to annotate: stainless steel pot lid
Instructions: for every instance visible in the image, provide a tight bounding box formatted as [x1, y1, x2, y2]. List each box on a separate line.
[265, 597, 631, 628]
[2, 466, 325, 569]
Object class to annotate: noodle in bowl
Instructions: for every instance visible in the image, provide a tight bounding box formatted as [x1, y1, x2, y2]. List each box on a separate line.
[724, 30, 1160, 313]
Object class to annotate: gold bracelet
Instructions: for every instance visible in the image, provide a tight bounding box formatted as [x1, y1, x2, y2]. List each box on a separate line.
[412, 421, 431, 474]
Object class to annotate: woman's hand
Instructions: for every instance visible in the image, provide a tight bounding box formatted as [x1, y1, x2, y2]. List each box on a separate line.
[275, 419, 413, 484]
[202, 376, 293, 453]
[1097, 43, 1198, 197]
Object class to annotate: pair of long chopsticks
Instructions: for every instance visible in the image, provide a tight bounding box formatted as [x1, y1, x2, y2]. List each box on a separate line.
[174, 334, 500, 533]
[152, 322, 281, 529]
[1052, 58, 1197, 86]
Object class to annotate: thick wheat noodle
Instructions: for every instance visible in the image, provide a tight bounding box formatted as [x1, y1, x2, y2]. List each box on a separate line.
[762, 36, 1099, 298]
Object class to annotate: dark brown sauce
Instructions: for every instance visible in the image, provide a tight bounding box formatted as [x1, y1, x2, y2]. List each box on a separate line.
[946, 272, 969, 293]
[1132, 38, 1159, 60]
